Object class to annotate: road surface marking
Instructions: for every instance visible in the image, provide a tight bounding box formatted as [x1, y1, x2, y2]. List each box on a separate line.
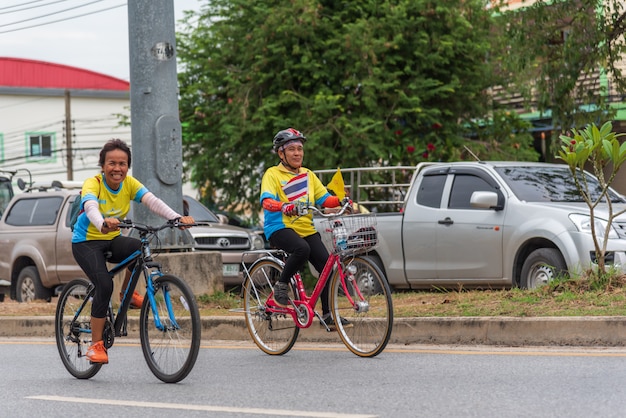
[27, 395, 377, 418]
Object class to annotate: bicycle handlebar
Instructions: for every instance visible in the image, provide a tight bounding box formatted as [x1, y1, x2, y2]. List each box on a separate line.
[117, 218, 197, 234]
[293, 199, 352, 219]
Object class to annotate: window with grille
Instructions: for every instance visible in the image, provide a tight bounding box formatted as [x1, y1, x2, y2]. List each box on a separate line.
[29, 134, 52, 157]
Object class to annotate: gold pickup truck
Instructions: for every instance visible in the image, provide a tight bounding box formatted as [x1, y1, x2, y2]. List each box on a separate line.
[0, 186, 265, 302]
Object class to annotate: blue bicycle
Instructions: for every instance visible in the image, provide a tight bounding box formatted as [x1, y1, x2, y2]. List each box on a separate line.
[55, 219, 201, 383]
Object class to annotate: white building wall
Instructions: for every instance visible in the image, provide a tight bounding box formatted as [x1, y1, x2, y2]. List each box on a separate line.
[0, 91, 196, 196]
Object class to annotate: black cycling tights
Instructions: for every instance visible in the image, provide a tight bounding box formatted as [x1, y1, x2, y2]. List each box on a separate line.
[72, 236, 141, 318]
[269, 229, 331, 314]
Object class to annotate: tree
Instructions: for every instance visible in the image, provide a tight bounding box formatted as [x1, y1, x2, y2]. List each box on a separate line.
[176, 0, 534, 214]
[558, 121, 626, 275]
[493, 0, 626, 159]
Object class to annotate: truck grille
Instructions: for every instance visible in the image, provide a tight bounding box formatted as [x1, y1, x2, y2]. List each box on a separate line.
[194, 236, 249, 249]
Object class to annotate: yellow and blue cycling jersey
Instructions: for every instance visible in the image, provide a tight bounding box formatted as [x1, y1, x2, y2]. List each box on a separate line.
[260, 164, 330, 239]
[71, 173, 148, 243]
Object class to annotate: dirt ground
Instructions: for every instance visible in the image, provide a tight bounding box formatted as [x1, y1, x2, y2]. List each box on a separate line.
[0, 298, 59, 316]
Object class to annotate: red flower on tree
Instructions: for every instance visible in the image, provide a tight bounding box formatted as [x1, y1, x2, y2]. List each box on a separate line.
[427, 143, 436, 151]
[407, 145, 415, 154]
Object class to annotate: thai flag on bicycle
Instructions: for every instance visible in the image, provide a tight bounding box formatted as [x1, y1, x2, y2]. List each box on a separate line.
[283, 173, 308, 202]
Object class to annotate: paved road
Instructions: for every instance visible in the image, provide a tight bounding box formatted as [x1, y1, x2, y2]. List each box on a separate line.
[2, 338, 626, 418]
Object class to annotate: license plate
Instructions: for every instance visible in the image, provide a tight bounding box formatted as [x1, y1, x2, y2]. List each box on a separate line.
[223, 264, 240, 276]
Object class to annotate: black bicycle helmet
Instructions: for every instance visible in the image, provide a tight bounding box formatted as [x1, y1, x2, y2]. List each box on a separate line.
[273, 128, 307, 151]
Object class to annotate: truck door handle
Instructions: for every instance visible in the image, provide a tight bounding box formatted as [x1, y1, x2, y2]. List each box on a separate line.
[438, 217, 454, 225]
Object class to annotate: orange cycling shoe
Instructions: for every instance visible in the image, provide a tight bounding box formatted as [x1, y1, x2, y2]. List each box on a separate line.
[121, 291, 144, 309]
[86, 340, 108, 364]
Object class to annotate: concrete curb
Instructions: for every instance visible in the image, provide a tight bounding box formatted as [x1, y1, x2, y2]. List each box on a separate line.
[2, 316, 626, 346]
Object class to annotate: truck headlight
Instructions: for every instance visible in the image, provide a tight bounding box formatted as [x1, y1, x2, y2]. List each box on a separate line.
[251, 233, 265, 250]
[569, 214, 619, 239]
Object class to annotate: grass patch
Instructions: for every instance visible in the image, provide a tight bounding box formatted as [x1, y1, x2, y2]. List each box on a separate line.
[193, 276, 626, 317]
[7, 274, 626, 318]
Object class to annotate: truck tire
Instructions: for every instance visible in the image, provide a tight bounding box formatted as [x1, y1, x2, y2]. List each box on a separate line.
[16, 266, 52, 302]
[520, 248, 567, 289]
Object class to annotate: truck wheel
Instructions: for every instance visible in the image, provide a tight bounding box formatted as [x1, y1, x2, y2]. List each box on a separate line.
[348, 255, 389, 295]
[16, 266, 52, 302]
[520, 248, 567, 289]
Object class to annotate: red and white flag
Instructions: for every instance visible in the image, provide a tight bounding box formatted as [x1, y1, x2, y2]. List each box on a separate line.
[283, 173, 308, 202]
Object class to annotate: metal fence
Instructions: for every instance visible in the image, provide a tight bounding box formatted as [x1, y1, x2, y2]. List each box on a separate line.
[314, 166, 416, 212]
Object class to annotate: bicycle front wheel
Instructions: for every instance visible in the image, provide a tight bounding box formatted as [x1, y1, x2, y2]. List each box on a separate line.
[139, 274, 201, 383]
[242, 259, 299, 355]
[55, 278, 102, 379]
[330, 255, 393, 357]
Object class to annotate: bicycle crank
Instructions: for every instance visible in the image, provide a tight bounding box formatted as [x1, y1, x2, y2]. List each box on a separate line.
[294, 304, 310, 327]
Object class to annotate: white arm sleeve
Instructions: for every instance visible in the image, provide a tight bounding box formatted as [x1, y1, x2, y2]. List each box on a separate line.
[141, 192, 181, 220]
[84, 199, 105, 231]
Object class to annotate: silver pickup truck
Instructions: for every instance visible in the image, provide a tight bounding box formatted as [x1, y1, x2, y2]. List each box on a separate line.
[322, 161, 626, 290]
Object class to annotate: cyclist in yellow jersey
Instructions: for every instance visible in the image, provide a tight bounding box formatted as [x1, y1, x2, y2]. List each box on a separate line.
[72, 139, 194, 364]
[260, 128, 351, 326]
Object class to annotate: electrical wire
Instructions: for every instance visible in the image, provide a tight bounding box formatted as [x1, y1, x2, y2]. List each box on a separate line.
[0, 0, 71, 15]
[0, 0, 105, 27]
[0, 2, 125, 34]
[0, 1, 47, 12]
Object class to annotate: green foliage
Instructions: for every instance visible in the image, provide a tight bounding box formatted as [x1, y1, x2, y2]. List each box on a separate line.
[460, 110, 539, 161]
[557, 121, 626, 273]
[176, 0, 532, 213]
[494, 0, 626, 159]
[197, 290, 240, 309]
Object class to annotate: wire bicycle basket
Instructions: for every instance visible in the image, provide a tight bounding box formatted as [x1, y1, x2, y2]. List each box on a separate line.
[320, 213, 378, 256]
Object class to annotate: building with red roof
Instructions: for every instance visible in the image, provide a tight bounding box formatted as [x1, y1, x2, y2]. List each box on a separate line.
[0, 57, 130, 185]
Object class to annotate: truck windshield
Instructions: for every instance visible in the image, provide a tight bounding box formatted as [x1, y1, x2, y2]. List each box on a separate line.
[183, 196, 220, 223]
[494, 166, 626, 203]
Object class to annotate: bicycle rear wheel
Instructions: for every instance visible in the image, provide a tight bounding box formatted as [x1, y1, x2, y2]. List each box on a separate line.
[139, 274, 201, 383]
[55, 278, 102, 379]
[242, 259, 299, 355]
[330, 255, 393, 357]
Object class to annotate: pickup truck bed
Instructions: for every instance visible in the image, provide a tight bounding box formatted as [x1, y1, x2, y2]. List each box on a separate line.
[319, 162, 626, 290]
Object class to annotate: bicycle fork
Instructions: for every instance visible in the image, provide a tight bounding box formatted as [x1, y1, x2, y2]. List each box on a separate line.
[144, 266, 180, 331]
[342, 261, 369, 313]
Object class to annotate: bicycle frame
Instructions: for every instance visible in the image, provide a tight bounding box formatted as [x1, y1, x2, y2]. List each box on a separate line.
[246, 250, 359, 329]
[68, 233, 173, 340]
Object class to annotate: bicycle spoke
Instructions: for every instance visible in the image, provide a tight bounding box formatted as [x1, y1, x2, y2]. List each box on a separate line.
[243, 259, 299, 355]
[331, 256, 393, 357]
[140, 275, 200, 383]
[55, 279, 102, 379]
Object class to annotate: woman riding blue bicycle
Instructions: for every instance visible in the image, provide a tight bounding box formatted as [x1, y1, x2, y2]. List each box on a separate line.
[71, 138, 193, 364]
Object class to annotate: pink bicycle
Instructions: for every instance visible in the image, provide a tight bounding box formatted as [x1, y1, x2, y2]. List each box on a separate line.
[241, 201, 393, 357]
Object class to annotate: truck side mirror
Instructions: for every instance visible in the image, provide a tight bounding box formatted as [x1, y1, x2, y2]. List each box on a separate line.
[470, 191, 503, 211]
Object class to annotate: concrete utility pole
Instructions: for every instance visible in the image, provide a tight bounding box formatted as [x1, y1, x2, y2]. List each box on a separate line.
[128, 0, 192, 249]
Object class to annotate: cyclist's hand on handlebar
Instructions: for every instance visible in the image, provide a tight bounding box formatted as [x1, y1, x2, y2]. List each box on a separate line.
[341, 197, 354, 214]
[173, 216, 195, 229]
[281, 203, 298, 216]
[101, 217, 120, 233]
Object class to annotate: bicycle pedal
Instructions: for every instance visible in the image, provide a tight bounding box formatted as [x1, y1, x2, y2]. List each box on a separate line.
[121, 317, 128, 337]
